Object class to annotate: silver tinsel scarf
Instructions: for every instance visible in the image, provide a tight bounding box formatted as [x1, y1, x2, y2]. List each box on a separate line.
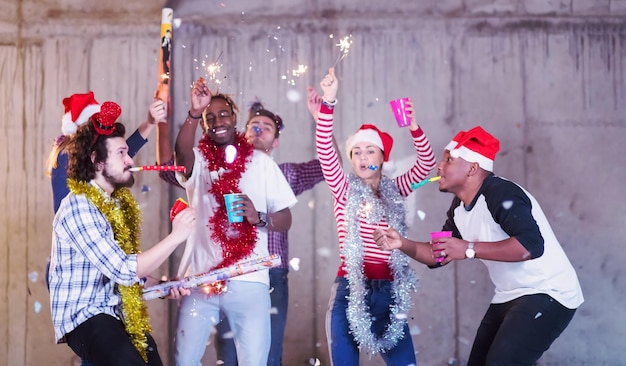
[343, 174, 419, 355]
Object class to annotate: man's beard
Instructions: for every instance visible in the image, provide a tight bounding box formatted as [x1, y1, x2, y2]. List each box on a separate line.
[103, 167, 134, 190]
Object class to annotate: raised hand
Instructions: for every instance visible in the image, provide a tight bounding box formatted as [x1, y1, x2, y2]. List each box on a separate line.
[320, 67, 338, 103]
[306, 86, 323, 121]
[149, 98, 167, 124]
[190, 78, 212, 116]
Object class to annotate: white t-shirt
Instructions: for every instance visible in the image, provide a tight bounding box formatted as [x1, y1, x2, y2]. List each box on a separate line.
[176, 148, 297, 285]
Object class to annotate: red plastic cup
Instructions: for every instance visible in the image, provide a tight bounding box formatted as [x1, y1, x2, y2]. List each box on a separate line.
[430, 231, 452, 263]
[389, 97, 411, 127]
[169, 197, 189, 221]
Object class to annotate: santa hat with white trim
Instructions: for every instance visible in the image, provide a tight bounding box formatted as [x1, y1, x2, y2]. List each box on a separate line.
[61, 91, 101, 135]
[345, 124, 394, 162]
[445, 126, 500, 172]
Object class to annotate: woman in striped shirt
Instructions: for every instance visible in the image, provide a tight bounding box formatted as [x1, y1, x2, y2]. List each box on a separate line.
[315, 68, 437, 365]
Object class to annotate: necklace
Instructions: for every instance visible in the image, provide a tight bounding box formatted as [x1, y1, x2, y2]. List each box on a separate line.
[67, 179, 151, 361]
[343, 174, 418, 355]
[198, 133, 257, 269]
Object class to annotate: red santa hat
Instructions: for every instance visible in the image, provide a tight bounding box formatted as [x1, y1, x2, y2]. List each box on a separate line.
[61, 91, 101, 135]
[445, 126, 500, 171]
[345, 124, 394, 162]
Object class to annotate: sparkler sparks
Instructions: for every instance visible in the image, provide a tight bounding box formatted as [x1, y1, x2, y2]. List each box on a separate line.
[331, 34, 354, 67]
[282, 64, 308, 86]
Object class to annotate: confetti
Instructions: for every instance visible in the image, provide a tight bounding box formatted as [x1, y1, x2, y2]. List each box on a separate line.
[286, 89, 302, 102]
[289, 257, 301, 271]
[409, 324, 421, 335]
[225, 145, 237, 164]
[317, 247, 332, 257]
[417, 210, 426, 221]
[28, 271, 38, 283]
[502, 200, 513, 209]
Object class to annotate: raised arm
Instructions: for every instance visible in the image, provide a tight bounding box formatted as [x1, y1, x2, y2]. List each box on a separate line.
[175, 78, 211, 178]
[315, 68, 347, 200]
[394, 98, 437, 195]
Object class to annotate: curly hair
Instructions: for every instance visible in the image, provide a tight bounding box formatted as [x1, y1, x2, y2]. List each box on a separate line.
[66, 121, 126, 182]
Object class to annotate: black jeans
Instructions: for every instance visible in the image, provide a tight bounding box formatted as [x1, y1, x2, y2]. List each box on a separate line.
[66, 313, 162, 366]
[468, 293, 576, 366]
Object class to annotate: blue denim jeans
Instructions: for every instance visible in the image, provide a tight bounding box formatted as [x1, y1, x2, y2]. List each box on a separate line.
[326, 277, 416, 366]
[175, 280, 271, 366]
[215, 268, 289, 366]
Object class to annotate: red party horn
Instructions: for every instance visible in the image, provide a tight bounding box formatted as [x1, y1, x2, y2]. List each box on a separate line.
[169, 197, 189, 221]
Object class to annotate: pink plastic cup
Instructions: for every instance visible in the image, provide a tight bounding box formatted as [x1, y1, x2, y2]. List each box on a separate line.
[430, 231, 452, 263]
[389, 97, 411, 127]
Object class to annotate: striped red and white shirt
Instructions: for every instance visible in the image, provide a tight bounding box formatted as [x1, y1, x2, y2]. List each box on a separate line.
[316, 104, 436, 279]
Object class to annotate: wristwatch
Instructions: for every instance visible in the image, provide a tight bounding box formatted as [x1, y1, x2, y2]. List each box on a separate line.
[255, 211, 268, 228]
[465, 241, 476, 259]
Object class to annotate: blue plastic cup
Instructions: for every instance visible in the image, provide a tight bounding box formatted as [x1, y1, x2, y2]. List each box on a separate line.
[224, 194, 243, 223]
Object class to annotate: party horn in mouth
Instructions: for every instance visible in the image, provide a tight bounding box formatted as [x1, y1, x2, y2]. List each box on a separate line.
[129, 165, 186, 173]
[410, 176, 441, 190]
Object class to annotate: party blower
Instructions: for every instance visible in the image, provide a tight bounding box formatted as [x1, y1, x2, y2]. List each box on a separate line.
[129, 165, 186, 173]
[410, 176, 441, 190]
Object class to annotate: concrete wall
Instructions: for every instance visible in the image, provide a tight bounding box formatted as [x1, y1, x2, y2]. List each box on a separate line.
[1, 0, 624, 365]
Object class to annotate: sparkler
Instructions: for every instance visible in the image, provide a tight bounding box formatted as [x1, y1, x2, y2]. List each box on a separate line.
[331, 34, 354, 68]
[282, 64, 308, 86]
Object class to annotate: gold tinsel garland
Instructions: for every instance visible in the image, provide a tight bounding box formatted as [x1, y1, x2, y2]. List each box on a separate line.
[67, 179, 151, 362]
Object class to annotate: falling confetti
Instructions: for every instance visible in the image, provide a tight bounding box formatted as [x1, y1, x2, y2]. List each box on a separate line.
[34, 301, 42, 313]
[502, 200, 513, 209]
[269, 307, 279, 315]
[317, 247, 332, 257]
[394, 313, 408, 320]
[308, 358, 321, 366]
[141, 184, 150, 193]
[28, 271, 38, 283]
[534, 312, 543, 319]
[417, 210, 426, 221]
[307, 199, 315, 210]
[286, 89, 302, 103]
[409, 324, 421, 335]
[289, 257, 301, 271]
[225, 144, 237, 164]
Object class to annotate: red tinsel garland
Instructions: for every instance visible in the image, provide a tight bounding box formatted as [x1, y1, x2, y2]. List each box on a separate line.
[198, 133, 257, 269]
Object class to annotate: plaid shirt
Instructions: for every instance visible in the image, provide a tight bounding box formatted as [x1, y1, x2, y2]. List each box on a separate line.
[159, 158, 324, 268]
[49, 182, 140, 343]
